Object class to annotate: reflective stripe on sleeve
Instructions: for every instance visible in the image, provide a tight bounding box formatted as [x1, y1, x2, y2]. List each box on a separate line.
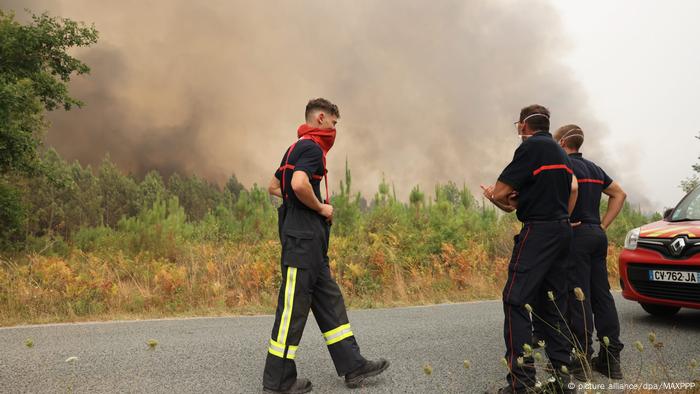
[532, 164, 573, 176]
[577, 178, 604, 184]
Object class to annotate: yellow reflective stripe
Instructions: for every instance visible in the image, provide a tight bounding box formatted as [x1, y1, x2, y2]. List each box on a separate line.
[269, 339, 284, 352]
[268, 347, 285, 358]
[326, 330, 353, 345]
[276, 267, 297, 345]
[269, 339, 298, 353]
[268, 339, 298, 359]
[322, 323, 351, 339]
[323, 323, 353, 345]
[268, 347, 296, 359]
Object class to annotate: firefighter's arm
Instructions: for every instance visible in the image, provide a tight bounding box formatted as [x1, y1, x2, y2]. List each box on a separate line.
[482, 181, 516, 213]
[568, 176, 579, 216]
[268, 176, 282, 198]
[601, 181, 627, 230]
[291, 171, 333, 221]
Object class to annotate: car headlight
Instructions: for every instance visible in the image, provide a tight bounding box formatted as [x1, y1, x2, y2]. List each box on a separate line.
[624, 227, 641, 250]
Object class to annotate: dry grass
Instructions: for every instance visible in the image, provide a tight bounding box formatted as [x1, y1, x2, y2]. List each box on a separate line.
[0, 239, 622, 327]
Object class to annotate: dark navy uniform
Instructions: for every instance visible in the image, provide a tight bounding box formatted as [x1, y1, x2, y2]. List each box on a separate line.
[263, 139, 366, 391]
[498, 131, 573, 391]
[566, 153, 624, 359]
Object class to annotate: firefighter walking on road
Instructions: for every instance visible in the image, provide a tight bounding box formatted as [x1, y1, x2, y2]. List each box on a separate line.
[482, 104, 579, 394]
[262, 98, 389, 394]
[553, 124, 627, 380]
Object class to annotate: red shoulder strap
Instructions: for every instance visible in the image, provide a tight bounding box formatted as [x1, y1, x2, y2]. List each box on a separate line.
[278, 138, 330, 204]
[279, 141, 299, 200]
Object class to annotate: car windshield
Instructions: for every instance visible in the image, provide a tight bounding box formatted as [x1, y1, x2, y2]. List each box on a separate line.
[669, 187, 700, 221]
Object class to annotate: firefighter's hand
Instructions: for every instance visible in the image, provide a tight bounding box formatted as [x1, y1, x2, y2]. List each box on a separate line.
[507, 191, 519, 208]
[318, 203, 334, 222]
[571, 221, 582, 227]
[480, 184, 495, 201]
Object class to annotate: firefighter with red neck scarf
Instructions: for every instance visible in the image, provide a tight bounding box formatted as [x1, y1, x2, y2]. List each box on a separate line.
[482, 104, 578, 394]
[263, 98, 389, 393]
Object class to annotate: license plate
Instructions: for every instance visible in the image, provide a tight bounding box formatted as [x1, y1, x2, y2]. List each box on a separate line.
[649, 270, 700, 284]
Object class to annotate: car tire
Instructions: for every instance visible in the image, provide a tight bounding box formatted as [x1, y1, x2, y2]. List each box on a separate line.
[640, 303, 681, 316]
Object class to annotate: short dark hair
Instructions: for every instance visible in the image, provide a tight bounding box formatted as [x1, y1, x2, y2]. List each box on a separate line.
[519, 104, 550, 133]
[305, 98, 340, 120]
[554, 124, 584, 150]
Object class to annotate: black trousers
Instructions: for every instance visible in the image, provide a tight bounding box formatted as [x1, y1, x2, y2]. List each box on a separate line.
[503, 221, 572, 391]
[567, 224, 624, 358]
[263, 204, 366, 390]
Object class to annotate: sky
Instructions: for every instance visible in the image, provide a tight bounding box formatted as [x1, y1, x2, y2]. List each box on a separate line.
[551, 0, 700, 210]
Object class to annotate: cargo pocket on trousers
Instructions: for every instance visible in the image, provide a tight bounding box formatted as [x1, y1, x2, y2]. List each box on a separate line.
[503, 262, 532, 306]
[282, 229, 316, 269]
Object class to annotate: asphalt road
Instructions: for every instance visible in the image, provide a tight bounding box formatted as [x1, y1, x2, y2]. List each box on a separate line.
[1, 293, 699, 393]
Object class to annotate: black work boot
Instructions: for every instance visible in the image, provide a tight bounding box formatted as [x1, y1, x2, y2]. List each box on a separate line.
[592, 354, 623, 379]
[344, 358, 390, 388]
[570, 356, 592, 382]
[263, 378, 313, 394]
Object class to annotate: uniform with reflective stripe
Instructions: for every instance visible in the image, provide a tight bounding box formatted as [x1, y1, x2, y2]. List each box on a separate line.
[267, 266, 298, 360]
[264, 132, 367, 391]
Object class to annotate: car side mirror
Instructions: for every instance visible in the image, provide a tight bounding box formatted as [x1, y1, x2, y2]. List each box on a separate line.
[663, 208, 673, 219]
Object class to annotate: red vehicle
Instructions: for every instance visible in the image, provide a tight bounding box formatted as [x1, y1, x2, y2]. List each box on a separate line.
[619, 188, 700, 316]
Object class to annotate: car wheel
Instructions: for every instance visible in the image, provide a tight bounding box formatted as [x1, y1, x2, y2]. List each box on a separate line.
[640, 303, 681, 316]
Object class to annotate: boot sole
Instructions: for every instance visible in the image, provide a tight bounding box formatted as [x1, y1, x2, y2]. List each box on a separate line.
[345, 361, 391, 388]
[572, 371, 588, 382]
[263, 383, 313, 394]
[571, 366, 593, 382]
[593, 364, 623, 380]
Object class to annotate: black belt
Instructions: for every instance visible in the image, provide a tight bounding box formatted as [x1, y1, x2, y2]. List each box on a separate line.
[573, 222, 603, 228]
[522, 219, 570, 225]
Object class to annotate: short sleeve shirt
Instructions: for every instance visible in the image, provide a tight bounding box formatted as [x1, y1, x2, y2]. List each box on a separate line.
[498, 131, 573, 222]
[274, 139, 325, 206]
[569, 153, 613, 224]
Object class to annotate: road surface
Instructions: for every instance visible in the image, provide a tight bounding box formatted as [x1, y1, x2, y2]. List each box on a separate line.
[1, 294, 699, 393]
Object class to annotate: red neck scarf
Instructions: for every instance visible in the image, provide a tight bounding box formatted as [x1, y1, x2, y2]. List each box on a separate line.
[295, 124, 335, 204]
[297, 124, 336, 157]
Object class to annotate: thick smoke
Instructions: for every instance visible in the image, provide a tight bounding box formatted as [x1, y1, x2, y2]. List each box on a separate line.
[2, 0, 642, 202]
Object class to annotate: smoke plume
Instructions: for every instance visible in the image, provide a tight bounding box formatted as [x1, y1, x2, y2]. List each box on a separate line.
[2, 0, 643, 203]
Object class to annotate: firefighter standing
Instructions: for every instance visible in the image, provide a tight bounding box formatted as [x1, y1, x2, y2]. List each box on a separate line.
[553, 125, 626, 380]
[263, 98, 389, 394]
[482, 104, 578, 394]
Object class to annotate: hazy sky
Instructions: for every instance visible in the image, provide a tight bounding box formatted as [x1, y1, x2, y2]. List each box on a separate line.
[551, 0, 700, 210]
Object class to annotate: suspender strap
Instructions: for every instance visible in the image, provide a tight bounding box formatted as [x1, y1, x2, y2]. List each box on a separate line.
[278, 138, 330, 204]
[280, 141, 299, 200]
[319, 144, 329, 204]
[322, 170, 329, 204]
